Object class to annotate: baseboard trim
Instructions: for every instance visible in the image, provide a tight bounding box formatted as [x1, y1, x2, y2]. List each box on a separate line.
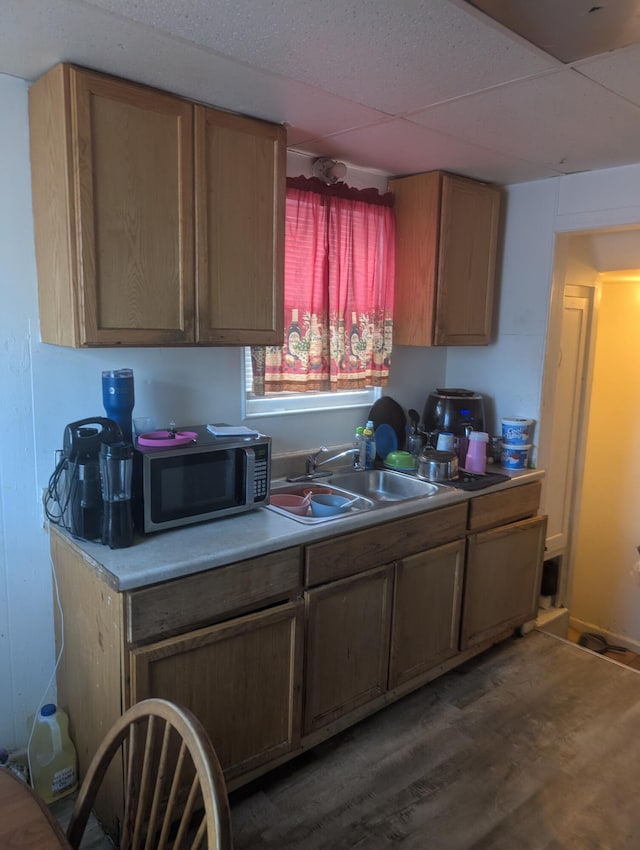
[569, 615, 640, 654]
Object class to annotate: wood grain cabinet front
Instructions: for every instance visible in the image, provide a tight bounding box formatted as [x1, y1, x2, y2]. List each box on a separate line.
[461, 482, 546, 651]
[28, 63, 285, 347]
[195, 105, 285, 345]
[302, 504, 468, 736]
[49, 530, 303, 834]
[130, 601, 304, 781]
[303, 565, 394, 735]
[388, 170, 501, 347]
[389, 539, 465, 689]
[461, 514, 547, 651]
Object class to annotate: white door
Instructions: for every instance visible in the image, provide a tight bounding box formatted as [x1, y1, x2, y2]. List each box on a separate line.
[539, 284, 596, 601]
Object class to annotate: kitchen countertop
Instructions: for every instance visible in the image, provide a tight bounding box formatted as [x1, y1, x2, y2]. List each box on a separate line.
[50, 467, 544, 593]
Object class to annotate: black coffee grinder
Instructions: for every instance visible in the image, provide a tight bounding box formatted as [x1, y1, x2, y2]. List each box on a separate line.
[56, 417, 134, 547]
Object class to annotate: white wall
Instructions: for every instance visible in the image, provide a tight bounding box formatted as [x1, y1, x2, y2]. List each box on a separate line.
[4, 68, 640, 749]
[445, 179, 559, 444]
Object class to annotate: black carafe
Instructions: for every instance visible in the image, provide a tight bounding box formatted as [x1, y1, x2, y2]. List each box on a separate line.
[67, 450, 103, 541]
[99, 441, 134, 549]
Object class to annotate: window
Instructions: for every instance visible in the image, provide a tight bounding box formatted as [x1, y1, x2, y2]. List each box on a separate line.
[247, 176, 395, 416]
[244, 348, 380, 417]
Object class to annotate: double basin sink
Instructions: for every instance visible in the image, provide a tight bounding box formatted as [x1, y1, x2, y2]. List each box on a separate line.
[267, 468, 447, 524]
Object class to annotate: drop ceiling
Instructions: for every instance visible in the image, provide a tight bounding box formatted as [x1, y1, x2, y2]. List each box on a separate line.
[3, 0, 640, 185]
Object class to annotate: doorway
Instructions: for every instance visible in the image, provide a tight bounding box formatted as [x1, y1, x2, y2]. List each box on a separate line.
[539, 230, 640, 650]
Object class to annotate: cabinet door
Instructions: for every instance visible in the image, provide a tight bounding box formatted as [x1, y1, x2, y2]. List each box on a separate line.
[388, 170, 500, 347]
[435, 174, 501, 345]
[304, 565, 393, 735]
[130, 601, 303, 780]
[195, 105, 285, 345]
[389, 539, 465, 689]
[387, 171, 440, 347]
[71, 68, 195, 345]
[461, 515, 547, 650]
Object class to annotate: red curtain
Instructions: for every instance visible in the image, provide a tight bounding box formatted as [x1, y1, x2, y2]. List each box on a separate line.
[254, 177, 395, 394]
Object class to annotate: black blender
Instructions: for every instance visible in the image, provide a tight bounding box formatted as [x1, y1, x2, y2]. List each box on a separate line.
[99, 440, 134, 548]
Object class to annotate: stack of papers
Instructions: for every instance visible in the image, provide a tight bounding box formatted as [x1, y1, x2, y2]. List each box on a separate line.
[207, 424, 260, 437]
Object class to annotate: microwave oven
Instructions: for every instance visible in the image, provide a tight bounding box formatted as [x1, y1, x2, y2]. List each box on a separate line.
[132, 425, 271, 533]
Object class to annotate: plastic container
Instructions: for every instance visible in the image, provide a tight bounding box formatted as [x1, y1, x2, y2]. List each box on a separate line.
[269, 493, 311, 515]
[28, 704, 78, 804]
[353, 426, 364, 470]
[464, 431, 489, 474]
[501, 444, 531, 470]
[501, 418, 534, 445]
[384, 450, 417, 470]
[363, 421, 376, 470]
[310, 493, 354, 516]
[436, 432, 455, 452]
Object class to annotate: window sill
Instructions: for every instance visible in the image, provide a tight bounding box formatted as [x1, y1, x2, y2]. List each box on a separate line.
[244, 387, 380, 418]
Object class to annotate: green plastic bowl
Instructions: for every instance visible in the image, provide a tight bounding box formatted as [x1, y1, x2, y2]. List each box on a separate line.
[384, 450, 417, 469]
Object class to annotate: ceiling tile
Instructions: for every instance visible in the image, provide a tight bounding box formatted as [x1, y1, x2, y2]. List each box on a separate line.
[3, 0, 640, 185]
[409, 69, 640, 173]
[81, 0, 559, 113]
[576, 43, 640, 107]
[296, 118, 561, 184]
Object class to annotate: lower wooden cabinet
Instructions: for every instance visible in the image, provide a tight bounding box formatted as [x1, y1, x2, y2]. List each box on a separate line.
[389, 539, 465, 689]
[303, 538, 467, 733]
[50, 478, 547, 838]
[460, 514, 547, 650]
[303, 564, 393, 734]
[130, 601, 303, 780]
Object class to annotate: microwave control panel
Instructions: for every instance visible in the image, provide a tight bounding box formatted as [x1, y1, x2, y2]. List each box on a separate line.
[252, 443, 270, 502]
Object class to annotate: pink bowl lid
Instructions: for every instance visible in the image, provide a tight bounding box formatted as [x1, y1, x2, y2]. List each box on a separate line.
[138, 430, 198, 447]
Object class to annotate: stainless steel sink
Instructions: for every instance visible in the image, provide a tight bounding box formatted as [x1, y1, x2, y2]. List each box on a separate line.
[328, 469, 441, 501]
[266, 468, 445, 524]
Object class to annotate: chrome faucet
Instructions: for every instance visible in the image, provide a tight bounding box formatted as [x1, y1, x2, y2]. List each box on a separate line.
[306, 446, 361, 475]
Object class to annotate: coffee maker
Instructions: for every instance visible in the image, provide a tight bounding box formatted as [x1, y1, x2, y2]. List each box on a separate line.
[51, 417, 134, 548]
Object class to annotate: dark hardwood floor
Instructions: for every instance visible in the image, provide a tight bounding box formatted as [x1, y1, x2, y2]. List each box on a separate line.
[231, 631, 640, 849]
[54, 630, 640, 848]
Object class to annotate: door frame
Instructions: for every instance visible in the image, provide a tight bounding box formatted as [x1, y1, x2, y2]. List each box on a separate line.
[537, 233, 600, 608]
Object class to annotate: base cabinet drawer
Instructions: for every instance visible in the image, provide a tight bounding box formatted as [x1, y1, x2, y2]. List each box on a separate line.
[305, 502, 467, 586]
[130, 601, 303, 780]
[460, 514, 547, 650]
[468, 481, 542, 531]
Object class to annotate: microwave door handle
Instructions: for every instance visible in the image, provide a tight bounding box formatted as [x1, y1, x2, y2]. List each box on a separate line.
[244, 447, 255, 500]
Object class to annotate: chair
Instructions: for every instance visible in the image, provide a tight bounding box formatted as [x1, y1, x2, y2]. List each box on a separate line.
[66, 698, 233, 850]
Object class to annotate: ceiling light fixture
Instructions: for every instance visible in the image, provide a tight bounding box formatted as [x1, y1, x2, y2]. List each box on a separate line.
[311, 157, 348, 185]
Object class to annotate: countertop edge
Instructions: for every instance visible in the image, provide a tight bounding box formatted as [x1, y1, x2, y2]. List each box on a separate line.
[50, 468, 544, 592]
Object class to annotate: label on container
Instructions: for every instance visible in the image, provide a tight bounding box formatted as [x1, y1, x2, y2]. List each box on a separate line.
[51, 765, 77, 795]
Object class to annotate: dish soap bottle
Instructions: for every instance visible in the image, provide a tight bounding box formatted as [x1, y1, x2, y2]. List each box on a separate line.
[363, 420, 376, 470]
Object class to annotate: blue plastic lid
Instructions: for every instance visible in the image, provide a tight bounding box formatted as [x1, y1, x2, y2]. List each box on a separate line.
[40, 703, 57, 717]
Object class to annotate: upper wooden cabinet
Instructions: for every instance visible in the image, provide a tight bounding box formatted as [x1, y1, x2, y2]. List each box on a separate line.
[388, 171, 501, 346]
[195, 106, 284, 345]
[28, 64, 285, 347]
